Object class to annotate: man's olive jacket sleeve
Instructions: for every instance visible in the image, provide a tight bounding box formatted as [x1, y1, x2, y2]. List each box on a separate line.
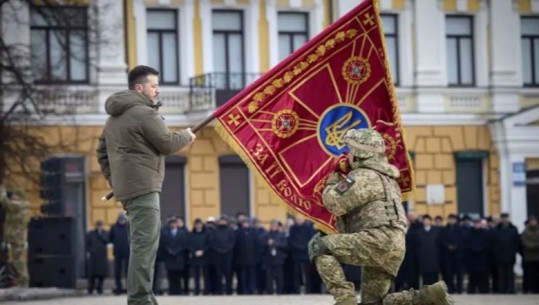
[141, 110, 193, 155]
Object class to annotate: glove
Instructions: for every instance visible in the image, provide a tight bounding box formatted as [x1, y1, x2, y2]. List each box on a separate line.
[308, 232, 330, 261]
[325, 172, 342, 186]
[332, 152, 351, 175]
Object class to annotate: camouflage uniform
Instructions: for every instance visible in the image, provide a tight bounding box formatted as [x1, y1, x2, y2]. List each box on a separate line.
[310, 129, 452, 305]
[0, 187, 30, 287]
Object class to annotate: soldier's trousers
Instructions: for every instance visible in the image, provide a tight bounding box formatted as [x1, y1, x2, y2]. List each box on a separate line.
[125, 192, 161, 305]
[11, 243, 29, 287]
[315, 226, 423, 305]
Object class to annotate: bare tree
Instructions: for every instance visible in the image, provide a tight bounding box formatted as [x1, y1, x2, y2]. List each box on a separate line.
[0, 0, 112, 188]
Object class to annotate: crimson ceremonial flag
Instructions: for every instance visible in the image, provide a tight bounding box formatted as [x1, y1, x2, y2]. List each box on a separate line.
[213, 0, 414, 233]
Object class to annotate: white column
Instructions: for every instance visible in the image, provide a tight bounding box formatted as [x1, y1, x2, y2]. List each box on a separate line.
[267, 0, 279, 69]
[399, 0, 414, 87]
[2, 1, 30, 82]
[489, 0, 522, 87]
[414, 0, 446, 87]
[332, 0, 358, 18]
[95, 0, 128, 85]
[134, 0, 147, 65]
[414, 0, 446, 113]
[474, 1, 489, 88]
[311, 0, 324, 36]
[182, 0, 195, 81]
[95, 0, 128, 114]
[246, 0, 260, 73]
[200, 0, 213, 73]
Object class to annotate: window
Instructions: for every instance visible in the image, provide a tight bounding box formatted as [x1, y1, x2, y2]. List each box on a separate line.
[446, 16, 474, 86]
[147, 10, 179, 85]
[522, 17, 539, 86]
[212, 10, 245, 89]
[161, 156, 186, 221]
[278, 12, 309, 61]
[381, 14, 399, 85]
[219, 155, 250, 217]
[30, 6, 89, 83]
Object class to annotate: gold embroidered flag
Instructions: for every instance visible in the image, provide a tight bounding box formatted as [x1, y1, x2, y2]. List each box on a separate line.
[213, 0, 414, 233]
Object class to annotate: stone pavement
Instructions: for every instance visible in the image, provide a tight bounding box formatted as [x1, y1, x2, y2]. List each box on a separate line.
[2, 294, 539, 305]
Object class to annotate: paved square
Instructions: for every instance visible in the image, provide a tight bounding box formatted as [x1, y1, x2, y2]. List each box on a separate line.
[3, 294, 539, 305]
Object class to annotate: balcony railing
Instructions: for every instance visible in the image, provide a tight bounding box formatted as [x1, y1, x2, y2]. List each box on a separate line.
[2, 72, 260, 117]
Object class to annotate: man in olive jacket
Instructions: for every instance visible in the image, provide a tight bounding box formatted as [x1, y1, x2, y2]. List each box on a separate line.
[96, 65, 195, 305]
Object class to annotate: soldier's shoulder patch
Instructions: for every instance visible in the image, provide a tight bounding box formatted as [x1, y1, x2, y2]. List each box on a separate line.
[335, 177, 355, 195]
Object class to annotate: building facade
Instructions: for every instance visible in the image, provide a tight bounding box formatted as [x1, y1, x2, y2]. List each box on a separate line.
[2, 0, 539, 233]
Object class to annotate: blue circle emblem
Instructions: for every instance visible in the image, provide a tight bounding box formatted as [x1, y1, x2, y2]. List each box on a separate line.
[318, 104, 370, 157]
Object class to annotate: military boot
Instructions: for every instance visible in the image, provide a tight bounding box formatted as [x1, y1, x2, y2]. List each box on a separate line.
[417, 281, 452, 305]
[335, 297, 358, 305]
[382, 281, 453, 305]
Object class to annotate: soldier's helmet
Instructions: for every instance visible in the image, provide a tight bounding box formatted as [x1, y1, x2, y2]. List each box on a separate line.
[343, 128, 385, 159]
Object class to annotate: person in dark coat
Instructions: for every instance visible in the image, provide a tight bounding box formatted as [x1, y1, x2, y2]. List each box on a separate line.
[190, 218, 209, 295]
[86, 220, 109, 294]
[493, 213, 519, 294]
[252, 217, 267, 294]
[208, 216, 236, 295]
[395, 211, 421, 291]
[288, 215, 315, 294]
[463, 218, 489, 294]
[260, 220, 287, 294]
[521, 215, 539, 293]
[109, 212, 130, 295]
[177, 217, 190, 294]
[160, 217, 190, 295]
[234, 219, 258, 294]
[417, 215, 441, 286]
[440, 214, 463, 293]
[486, 215, 500, 293]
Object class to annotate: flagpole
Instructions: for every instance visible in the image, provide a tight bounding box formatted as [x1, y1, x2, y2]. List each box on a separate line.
[101, 114, 215, 201]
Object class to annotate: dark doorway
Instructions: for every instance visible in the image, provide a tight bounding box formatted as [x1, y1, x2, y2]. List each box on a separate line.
[527, 170, 539, 218]
[160, 156, 187, 222]
[219, 155, 250, 218]
[456, 158, 484, 216]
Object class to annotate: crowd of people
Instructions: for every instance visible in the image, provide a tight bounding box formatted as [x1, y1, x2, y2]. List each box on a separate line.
[85, 210, 539, 296]
[397, 212, 539, 295]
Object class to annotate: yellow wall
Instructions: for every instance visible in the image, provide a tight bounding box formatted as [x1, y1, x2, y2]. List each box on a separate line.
[7, 125, 501, 229]
[6, 126, 288, 230]
[404, 126, 500, 218]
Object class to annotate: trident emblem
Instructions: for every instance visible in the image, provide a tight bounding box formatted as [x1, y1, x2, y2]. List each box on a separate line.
[324, 111, 362, 149]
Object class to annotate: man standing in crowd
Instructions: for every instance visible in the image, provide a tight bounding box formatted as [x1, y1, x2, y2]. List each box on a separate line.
[487, 215, 500, 293]
[463, 218, 489, 294]
[395, 211, 421, 291]
[288, 215, 315, 294]
[261, 220, 287, 294]
[440, 214, 463, 293]
[418, 215, 441, 286]
[96, 65, 196, 305]
[160, 217, 189, 295]
[251, 217, 267, 294]
[209, 216, 236, 295]
[235, 219, 258, 294]
[493, 213, 519, 294]
[521, 215, 539, 293]
[308, 129, 451, 305]
[110, 212, 130, 295]
[86, 220, 109, 294]
[190, 218, 209, 295]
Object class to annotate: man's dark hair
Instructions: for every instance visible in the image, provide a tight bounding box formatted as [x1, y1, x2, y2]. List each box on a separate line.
[128, 65, 159, 90]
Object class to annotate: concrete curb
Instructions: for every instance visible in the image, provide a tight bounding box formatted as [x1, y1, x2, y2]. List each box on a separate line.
[0, 288, 83, 302]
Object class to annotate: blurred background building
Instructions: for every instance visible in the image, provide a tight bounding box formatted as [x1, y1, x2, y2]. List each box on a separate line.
[1, 0, 538, 254]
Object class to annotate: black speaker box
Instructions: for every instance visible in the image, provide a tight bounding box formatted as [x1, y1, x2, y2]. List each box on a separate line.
[28, 255, 76, 288]
[28, 217, 75, 256]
